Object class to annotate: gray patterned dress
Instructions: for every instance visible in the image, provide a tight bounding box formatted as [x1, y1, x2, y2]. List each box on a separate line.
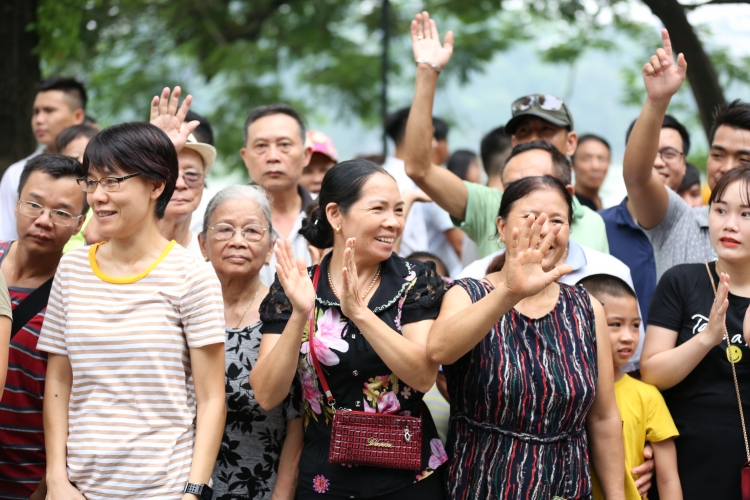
[212, 322, 302, 499]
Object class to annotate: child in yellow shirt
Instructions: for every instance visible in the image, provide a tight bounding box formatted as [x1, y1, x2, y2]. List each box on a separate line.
[580, 275, 682, 500]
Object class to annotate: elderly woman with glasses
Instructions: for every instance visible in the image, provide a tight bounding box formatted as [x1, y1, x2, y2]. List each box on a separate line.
[198, 184, 303, 499]
[39, 88, 227, 500]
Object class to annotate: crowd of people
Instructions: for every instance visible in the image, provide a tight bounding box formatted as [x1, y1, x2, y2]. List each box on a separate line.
[1, 9, 750, 500]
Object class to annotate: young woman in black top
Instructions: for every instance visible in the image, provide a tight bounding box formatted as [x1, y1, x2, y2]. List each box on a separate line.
[250, 160, 447, 499]
[642, 166, 750, 499]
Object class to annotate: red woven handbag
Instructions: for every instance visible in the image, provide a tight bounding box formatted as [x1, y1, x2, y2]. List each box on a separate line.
[307, 266, 423, 471]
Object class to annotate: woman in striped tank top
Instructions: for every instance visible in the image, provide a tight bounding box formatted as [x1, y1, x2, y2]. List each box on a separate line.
[428, 176, 625, 499]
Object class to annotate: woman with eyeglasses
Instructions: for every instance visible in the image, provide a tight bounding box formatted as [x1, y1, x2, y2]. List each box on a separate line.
[38, 89, 227, 500]
[198, 184, 303, 499]
[158, 133, 217, 256]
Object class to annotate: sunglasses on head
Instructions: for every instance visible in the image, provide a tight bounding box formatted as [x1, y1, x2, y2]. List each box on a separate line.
[512, 94, 565, 113]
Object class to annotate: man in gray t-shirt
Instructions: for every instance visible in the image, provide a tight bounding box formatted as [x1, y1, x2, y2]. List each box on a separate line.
[644, 188, 715, 279]
[623, 30, 750, 280]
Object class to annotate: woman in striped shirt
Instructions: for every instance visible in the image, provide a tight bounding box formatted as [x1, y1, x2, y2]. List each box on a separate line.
[39, 89, 226, 500]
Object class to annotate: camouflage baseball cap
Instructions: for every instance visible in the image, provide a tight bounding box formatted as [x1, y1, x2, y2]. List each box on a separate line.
[504, 94, 575, 135]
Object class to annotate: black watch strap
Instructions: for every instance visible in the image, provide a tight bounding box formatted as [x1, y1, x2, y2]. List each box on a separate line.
[183, 483, 213, 500]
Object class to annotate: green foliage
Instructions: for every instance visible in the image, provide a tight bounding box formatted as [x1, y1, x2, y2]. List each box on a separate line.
[33, 0, 750, 173]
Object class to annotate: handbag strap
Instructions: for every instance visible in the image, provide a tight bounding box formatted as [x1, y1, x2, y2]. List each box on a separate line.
[706, 262, 750, 461]
[307, 265, 339, 408]
[10, 276, 54, 339]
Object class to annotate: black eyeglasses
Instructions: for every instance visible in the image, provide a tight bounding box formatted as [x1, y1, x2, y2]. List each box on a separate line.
[77, 173, 141, 193]
[656, 147, 685, 165]
[512, 94, 565, 113]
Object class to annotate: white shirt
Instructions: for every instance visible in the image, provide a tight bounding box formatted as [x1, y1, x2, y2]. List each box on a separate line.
[259, 203, 312, 287]
[458, 241, 645, 370]
[0, 150, 43, 241]
[381, 157, 459, 272]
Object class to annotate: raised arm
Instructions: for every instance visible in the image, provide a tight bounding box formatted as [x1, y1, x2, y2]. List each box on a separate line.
[623, 29, 687, 229]
[150, 86, 200, 154]
[427, 214, 572, 365]
[251, 239, 315, 410]
[403, 12, 468, 221]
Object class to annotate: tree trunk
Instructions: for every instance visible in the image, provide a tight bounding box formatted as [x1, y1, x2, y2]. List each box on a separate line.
[0, 0, 40, 177]
[640, 0, 725, 139]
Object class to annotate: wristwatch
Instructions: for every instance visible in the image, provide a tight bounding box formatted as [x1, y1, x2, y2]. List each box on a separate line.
[183, 483, 213, 500]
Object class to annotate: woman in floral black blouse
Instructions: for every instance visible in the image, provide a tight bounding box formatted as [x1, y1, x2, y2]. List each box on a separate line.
[251, 160, 447, 499]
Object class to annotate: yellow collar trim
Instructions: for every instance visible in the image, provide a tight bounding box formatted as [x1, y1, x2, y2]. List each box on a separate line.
[89, 240, 177, 284]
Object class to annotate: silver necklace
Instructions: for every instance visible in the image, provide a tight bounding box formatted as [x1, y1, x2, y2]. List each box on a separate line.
[328, 263, 381, 300]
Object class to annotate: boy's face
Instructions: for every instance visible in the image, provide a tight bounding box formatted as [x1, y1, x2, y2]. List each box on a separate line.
[599, 293, 641, 368]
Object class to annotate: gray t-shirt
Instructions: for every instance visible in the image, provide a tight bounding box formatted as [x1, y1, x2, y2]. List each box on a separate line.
[212, 322, 301, 499]
[644, 188, 716, 281]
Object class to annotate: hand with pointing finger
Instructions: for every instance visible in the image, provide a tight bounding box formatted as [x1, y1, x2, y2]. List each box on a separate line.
[642, 29, 687, 102]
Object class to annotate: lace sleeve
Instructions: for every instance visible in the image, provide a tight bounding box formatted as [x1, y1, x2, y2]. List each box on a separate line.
[259, 274, 293, 334]
[401, 260, 446, 325]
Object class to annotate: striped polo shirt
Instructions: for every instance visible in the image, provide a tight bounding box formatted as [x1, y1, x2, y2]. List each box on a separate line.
[37, 241, 225, 499]
[0, 241, 48, 499]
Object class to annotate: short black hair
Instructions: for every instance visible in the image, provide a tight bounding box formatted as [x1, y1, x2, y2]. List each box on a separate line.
[406, 251, 449, 277]
[18, 154, 88, 214]
[83, 122, 178, 219]
[709, 164, 750, 206]
[480, 126, 513, 178]
[447, 150, 478, 181]
[625, 114, 691, 155]
[37, 76, 87, 111]
[678, 163, 701, 192]
[56, 124, 99, 153]
[710, 100, 750, 144]
[578, 274, 636, 301]
[501, 140, 572, 186]
[575, 134, 611, 154]
[243, 103, 305, 145]
[186, 110, 215, 145]
[384, 107, 447, 146]
[433, 117, 449, 142]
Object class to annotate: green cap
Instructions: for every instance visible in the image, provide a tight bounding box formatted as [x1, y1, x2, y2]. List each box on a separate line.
[504, 94, 575, 135]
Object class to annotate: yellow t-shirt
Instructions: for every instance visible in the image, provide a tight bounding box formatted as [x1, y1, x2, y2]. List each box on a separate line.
[592, 374, 679, 500]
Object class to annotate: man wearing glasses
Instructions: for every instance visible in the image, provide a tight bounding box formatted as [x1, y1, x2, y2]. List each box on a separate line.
[623, 30, 750, 279]
[0, 154, 87, 500]
[404, 91, 610, 259]
[599, 115, 691, 327]
[157, 134, 217, 255]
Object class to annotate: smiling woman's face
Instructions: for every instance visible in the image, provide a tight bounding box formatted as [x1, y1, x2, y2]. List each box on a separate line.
[497, 187, 571, 271]
[709, 179, 750, 264]
[200, 197, 274, 281]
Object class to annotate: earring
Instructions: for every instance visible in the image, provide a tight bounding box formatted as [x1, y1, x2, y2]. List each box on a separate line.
[496, 236, 504, 247]
[336, 227, 341, 234]
[205, 257, 209, 262]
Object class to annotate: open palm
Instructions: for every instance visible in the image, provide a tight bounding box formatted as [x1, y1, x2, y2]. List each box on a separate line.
[411, 11, 454, 70]
[501, 214, 572, 300]
[149, 86, 199, 153]
[642, 29, 687, 102]
[275, 239, 316, 315]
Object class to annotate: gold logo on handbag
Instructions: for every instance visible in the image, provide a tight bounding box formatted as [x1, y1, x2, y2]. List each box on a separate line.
[366, 437, 393, 448]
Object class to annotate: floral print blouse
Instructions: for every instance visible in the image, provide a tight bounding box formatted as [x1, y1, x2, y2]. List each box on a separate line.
[259, 253, 447, 497]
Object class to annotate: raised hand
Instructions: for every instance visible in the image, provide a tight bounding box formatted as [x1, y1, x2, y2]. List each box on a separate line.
[411, 11, 454, 71]
[149, 86, 200, 153]
[275, 239, 315, 315]
[704, 272, 730, 347]
[501, 214, 573, 300]
[339, 238, 367, 319]
[642, 29, 687, 102]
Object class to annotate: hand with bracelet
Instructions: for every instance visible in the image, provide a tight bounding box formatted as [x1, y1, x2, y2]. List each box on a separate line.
[411, 11, 453, 75]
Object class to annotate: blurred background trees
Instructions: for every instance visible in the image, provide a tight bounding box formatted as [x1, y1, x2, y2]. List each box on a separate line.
[3, 0, 750, 177]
